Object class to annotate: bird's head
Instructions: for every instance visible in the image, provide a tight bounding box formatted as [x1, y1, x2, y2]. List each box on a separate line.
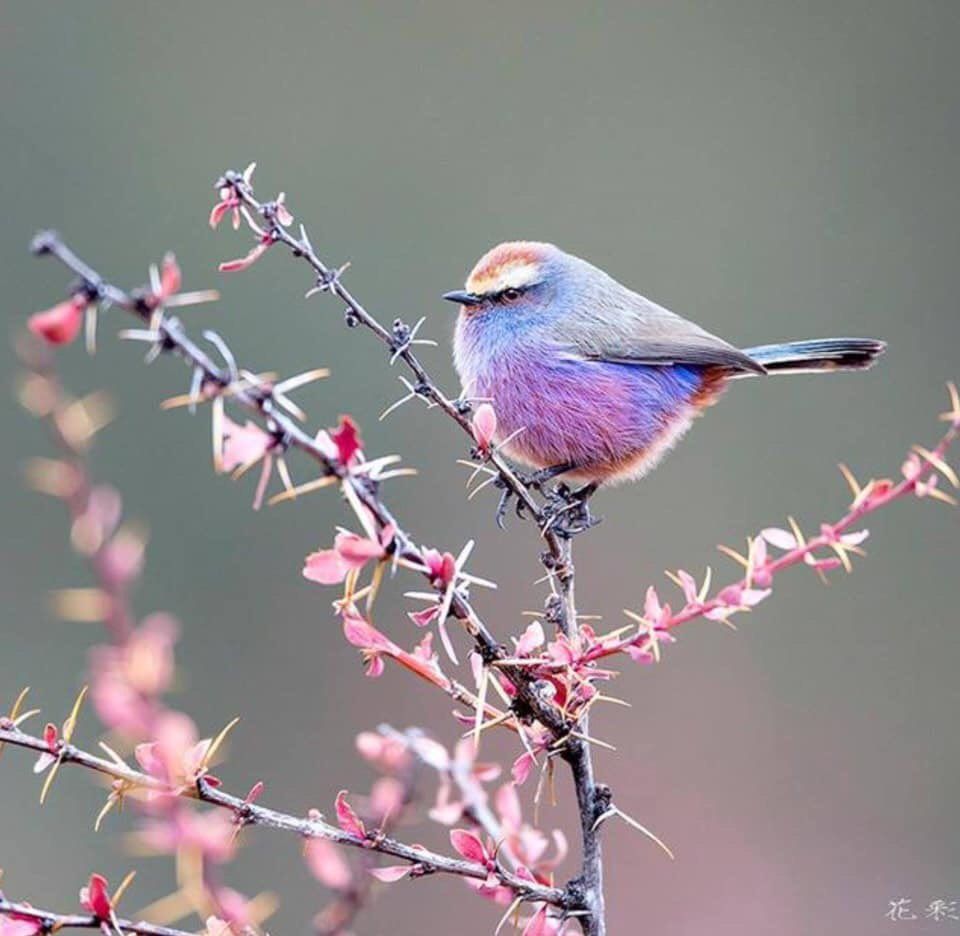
[443, 241, 573, 324]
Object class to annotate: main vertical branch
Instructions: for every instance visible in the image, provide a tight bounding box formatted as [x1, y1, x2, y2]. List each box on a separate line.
[555, 539, 607, 936]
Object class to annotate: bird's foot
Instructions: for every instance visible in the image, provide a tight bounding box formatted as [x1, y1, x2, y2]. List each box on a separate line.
[541, 482, 601, 538]
[493, 477, 533, 530]
[493, 463, 574, 530]
[516, 462, 577, 492]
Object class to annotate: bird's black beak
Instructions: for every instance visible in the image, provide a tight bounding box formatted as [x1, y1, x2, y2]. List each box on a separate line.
[443, 289, 483, 307]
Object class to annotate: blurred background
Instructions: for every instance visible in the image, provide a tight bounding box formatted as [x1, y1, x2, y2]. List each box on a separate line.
[1, 2, 958, 933]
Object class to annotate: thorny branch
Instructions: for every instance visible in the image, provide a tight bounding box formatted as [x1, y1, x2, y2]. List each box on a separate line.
[0, 897, 195, 936]
[27, 230, 573, 740]
[213, 167, 606, 933]
[15, 165, 959, 936]
[0, 724, 565, 908]
[27, 221, 602, 931]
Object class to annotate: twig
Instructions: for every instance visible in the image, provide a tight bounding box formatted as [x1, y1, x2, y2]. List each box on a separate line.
[0, 725, 565, 908]
[0, 897, 194, 936]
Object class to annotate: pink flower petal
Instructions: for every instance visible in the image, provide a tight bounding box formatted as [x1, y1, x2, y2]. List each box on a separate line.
[450, 828, 488, 863]
[218, 239, 271, 273]
[761, 527, 799, 551]
[511, 751, 537, 786]
[303, 549, 349, 585]
[28, 296, 87, 345]
[471, 403, 498, 451]
[334, 790, 366, 838]
[369, 865, 412, 883]
[515, 620, 545, 656]
[79, 874, 112, 918]
[334, 531, 385, 569]
[330, 416, 363, 465]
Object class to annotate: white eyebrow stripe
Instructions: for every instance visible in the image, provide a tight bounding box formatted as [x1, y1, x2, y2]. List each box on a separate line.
[468, 261, 542, 295]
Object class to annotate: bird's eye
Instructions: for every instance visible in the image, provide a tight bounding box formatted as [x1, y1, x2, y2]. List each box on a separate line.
[502, 288, 522, 302]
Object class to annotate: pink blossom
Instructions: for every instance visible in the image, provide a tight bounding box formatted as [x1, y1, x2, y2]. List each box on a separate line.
[28, 295, 88, 345]
[369, 864, 413, 883]
[369, 776, 405, 821]
[139, 810, 236, 862]
[0, 914, 43, 936]
[89, 614, 178, 738]
[450, 828, 490, 865]
[209, 187, 242, 230]
[334, 790, 366, 838]
[154, 253, 182, 304]
[704, 583, 771, 621]
[305, 839, 352, 889]
[409, 605, 440, 628]
[512, 751, 537, 786]
[342, 612, 451, 688]
[761, 527, 799, 551]
[421, 548, 457, 589]
[343, 613, 400, 679]
[219, 417, 273, 473]
[675, 569, 699, 605]
[515, 620, 545, 657]
[79, 874, 112, 919]
[33, 723, 59, 774]
[471, 403, 498, 452]
[219, 235, 274, 273]
[355, 731, 412, 773]
[330, 415, 363, 465]
[99, 527, 146, 587]
[134, 711, 214, 793]
[303, 525, 394, 586]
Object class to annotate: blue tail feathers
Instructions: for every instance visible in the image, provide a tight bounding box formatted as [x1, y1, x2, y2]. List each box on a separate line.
[743, 338, 886, 375]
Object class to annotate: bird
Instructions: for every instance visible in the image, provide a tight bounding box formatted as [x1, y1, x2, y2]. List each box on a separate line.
[444, 241, 885, 492]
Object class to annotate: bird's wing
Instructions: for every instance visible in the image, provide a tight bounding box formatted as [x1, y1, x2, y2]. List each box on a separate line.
[561, 290, 766, 375]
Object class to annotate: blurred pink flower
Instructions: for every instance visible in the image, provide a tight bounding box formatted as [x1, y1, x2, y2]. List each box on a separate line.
[219, 417, 273, 473]
[305, 839, 352, 890]
[369, 776, 405, 821]
[28, 295, 88, 345]
[209, 189, 242, 230]
[355, 731, 412, 773]
[139, 810, 236, 862]
[0, 914, 43, 936]
[134, 711, 216, 794]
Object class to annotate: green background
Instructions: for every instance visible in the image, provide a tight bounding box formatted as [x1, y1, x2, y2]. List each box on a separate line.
[1, 3, 958, 933]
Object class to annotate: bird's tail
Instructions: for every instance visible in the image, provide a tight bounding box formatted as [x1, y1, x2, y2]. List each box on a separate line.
[741, 338, 886, 376]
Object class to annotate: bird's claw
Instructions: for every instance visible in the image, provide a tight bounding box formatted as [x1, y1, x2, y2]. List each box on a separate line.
[541, 482, 601, 538]
[517, 463, 576, 491]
